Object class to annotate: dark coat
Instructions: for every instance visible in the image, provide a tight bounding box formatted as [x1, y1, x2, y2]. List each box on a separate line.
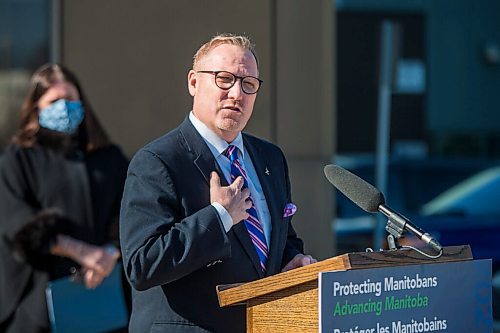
[119, 118, 304, 333]
[0, 143, 128, 329]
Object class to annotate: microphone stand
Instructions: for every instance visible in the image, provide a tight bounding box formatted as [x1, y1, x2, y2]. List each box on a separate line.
[379, 205, 406, 250]
[385, 218, 403, 250]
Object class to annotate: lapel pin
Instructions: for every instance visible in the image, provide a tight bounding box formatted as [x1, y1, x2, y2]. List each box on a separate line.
[265, 167, 270, 176]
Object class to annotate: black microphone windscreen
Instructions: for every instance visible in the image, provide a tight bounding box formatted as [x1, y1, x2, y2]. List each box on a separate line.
[324, 164, 385, 213]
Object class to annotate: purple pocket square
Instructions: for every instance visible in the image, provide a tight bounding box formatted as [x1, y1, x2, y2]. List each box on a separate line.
[283, 203, 297, 218]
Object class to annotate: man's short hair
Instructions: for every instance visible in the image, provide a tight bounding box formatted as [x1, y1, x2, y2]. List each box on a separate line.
[192, 33, 259, 70]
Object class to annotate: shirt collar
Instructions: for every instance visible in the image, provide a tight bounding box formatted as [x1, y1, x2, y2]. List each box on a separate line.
[189, 111, 245, 159]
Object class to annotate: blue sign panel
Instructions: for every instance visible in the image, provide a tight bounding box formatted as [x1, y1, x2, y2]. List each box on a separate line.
[319, 260, 491, 333]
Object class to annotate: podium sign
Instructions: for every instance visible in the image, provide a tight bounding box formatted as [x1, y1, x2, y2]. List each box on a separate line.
[319, 259, 492, 333]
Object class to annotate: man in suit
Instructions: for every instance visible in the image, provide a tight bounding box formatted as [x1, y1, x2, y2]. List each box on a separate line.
[119, 33, 316, 333]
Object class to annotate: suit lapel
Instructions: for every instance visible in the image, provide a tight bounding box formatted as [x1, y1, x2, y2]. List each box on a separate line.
[244, 136, 283, 276]
[178, 119, 226, 186]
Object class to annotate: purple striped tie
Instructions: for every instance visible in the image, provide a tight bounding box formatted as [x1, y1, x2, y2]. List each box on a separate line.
[223, 145, 268, 272]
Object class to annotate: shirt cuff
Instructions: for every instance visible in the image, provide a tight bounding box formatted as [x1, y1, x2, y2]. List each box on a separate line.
[211, 202, 233, 232]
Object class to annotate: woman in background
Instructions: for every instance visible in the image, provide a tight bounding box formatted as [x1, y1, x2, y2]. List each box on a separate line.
[0, 63, 129, 332]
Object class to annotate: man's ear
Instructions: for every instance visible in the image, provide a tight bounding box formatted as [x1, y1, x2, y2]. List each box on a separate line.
[187, 70, 197, 97]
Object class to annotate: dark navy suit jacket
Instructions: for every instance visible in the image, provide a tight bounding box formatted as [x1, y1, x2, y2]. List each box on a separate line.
[119, 118, 304, 333]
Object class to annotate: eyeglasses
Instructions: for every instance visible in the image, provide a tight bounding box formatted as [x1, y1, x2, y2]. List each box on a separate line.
[197, 71, 263, 95]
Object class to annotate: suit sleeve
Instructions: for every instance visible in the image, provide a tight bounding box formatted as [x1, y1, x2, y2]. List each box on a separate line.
[119, 149, 231, 291]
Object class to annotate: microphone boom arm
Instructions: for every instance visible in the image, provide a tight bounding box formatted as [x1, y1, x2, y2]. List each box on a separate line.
[379, 204, 442, 252]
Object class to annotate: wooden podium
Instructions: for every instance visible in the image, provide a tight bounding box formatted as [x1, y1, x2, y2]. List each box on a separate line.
[216, 245, 473, 333]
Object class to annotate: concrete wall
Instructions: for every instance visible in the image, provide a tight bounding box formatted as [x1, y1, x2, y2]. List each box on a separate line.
[62, 0, 336, 259]
[275, 0, 336, 258]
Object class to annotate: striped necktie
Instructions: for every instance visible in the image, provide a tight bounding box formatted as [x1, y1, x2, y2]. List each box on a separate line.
[223, 145, 268, 272]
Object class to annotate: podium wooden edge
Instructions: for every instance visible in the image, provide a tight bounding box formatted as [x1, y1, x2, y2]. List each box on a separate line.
[217, 245, 472, 307]
[216, 254, 350, 307]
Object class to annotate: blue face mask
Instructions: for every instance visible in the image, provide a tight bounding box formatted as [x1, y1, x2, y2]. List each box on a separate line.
[38, 99, 85, 134]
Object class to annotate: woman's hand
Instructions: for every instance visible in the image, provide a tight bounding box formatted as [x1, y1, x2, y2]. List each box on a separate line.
[51, 235, 121, 288]
[76, 244, 120, 278]
[81, 267, 107, 289]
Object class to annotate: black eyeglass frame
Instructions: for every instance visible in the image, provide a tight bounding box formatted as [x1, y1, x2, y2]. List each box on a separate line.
[197, 70, 263, 95]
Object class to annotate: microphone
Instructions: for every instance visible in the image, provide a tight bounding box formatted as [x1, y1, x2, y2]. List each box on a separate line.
[324, 164, 442, 252]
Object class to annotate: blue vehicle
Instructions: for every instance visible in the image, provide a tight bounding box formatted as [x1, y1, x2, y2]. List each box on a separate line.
[415, 166, 500, 269]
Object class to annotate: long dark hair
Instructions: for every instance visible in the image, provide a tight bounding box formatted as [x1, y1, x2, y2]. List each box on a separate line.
[12, 63, 110, 152]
